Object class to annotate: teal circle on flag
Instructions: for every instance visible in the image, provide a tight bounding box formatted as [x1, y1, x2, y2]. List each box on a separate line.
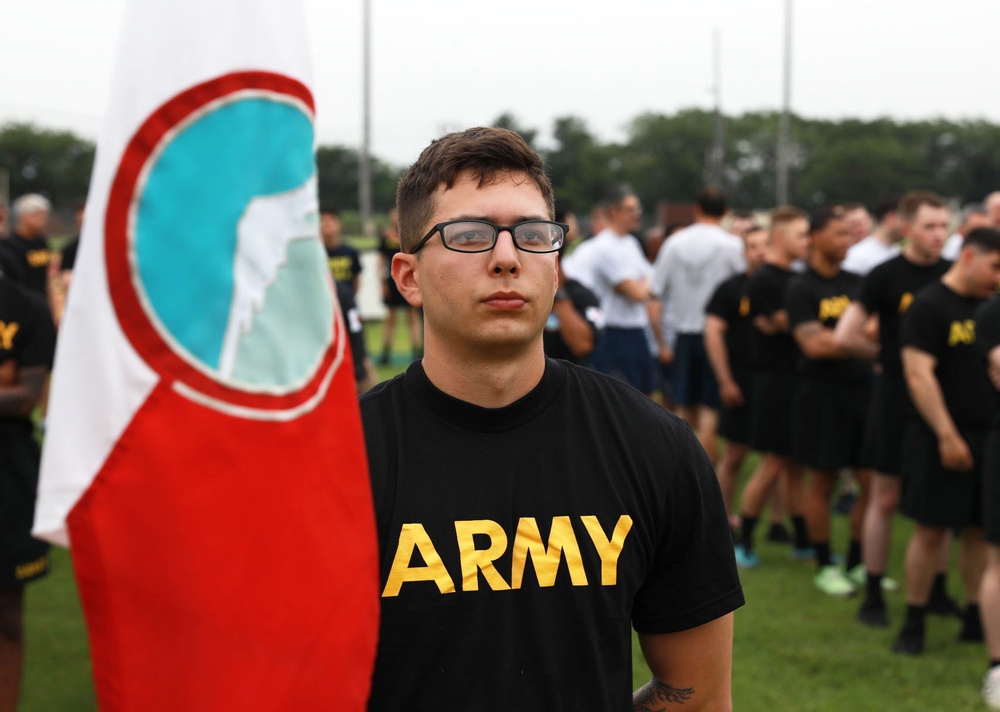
[131, 91, 333, 395]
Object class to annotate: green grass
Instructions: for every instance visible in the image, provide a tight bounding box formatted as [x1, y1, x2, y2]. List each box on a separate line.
[18, 322, 993, 710]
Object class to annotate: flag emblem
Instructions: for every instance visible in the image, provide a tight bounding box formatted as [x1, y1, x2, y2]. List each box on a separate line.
[105, 71, 341, 417]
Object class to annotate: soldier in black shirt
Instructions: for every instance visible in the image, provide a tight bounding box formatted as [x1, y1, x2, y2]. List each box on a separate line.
[0, 194, 53, 305]
[361, 127, 742, 711]
[978, 295, 1000, 706]
[705, 227, 770, 537]
[892, 227, 1000, 656]
[787, 206, 876, 598]
[734, 207, 813, 568]
[834, 191, 955, 626]
[0, 273, 56, 707]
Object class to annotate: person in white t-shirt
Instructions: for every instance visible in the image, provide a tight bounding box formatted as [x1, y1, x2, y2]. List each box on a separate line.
[564, 185, 657, 395]
[842, 197, 902, 276]
[651, 188, 744, 459]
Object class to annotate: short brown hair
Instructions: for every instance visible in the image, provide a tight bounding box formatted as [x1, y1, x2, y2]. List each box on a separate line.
[897, 190, 947, 223]
[769, 205, 808, 236]
[395, 127, 555, 252]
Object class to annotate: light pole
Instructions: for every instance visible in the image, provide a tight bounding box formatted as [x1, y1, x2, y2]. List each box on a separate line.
[358, 0, 374, 237]
[775, 0, 792, 205]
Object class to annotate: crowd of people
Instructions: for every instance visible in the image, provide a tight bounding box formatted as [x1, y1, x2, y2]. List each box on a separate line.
[552, 184, 1000, 707]
[2, 123, 1000, 708]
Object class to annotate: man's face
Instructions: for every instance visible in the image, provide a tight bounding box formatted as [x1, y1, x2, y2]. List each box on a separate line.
[904, 205, 949, 260]
[844, 207, 872, 243]
[320, 213, 341, 242]
[963, 212, 991, 236]
[18, 208, 49, 237]
[744, 229, 768, 270]
[964, 248, 1000, 297]
[607, 195, 641, 235]
[729, 216, 753, 238]
[394, 169, 557, 357]
[776, 217, 810, 262]
[813, 218, 852, 264]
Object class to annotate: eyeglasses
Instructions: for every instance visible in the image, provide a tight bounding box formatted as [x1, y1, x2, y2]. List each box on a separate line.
[409, 219, 568, 254]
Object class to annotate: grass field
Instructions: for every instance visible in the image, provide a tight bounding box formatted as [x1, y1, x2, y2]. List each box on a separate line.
[16, 322, 995, 710]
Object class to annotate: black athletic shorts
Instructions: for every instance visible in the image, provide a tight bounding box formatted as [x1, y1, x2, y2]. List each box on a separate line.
[791, 377, 870, 471]
[719, 366, 754, 445]
[0, 426, 50, 588]
[901, 420, 987, 530]
[860, 370, 908, 475]
[981, 428, 1000, 544]
[383, 277, 409, 308]
[749, 370, 797, 457]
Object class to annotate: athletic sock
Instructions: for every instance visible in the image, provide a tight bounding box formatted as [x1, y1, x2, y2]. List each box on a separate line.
[814, 541, 832, 569]
[846, 539, 862, 571]
[960, 603, 983, 641]
[930, 573, 948, 599]
[740, 515, 758, 552]
[865, 573, 885, 606]
[791, 516, 809, 549]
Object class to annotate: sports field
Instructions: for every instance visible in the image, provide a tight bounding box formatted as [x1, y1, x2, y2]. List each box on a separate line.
[16, 324, 993, 711]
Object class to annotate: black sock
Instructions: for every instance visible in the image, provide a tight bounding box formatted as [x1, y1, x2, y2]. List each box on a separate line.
[961, 603, 983, 641]
[814, 541, 831, 569]
[865, 573, 885, 605]
[902, 604, 927, 633]
[791, 516, 809, 549]
[846, 539, 862, 571]
[740, 515, 758, 552]
[930, 572, 948, 600]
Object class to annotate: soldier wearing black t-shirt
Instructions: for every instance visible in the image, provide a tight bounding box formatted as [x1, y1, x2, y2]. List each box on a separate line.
[977, 295, 1000, 706]
[0, 195, 53, 306]
[320, 207, 362, 294]
[705, 227, 769, 536]
[0, 274, 56, 708]
[734, 207, 812, 568]
[835, 190, 955, 626]
[360, 127, 743, 711]
[892, 227, 1000, 656]
[787, 206, 876, 598]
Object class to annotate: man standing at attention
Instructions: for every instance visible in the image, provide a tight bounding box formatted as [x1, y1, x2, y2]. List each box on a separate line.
[651, 189, 743, 459]
[0, 195, 54, 306]
[360, 127, 743, 711]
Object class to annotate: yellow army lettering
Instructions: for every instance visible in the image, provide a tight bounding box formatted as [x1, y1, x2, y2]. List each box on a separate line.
[15, 555, 48, 580]
[26, 249, 51, 268]
[382, 515, 634, 597]
[0, 321, 19, 350]
[739, 296, 750, 317]
[948, 320, 976, 346]
[327, 256, 354, 283]
[898, 292, 913, 314]
[818, 295, 850, 321]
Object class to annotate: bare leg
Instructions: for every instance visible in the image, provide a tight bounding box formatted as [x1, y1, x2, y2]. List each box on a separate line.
[406, 307, 423, 353]
[863, 472, 900, 575]
[905, 525, 948, 606]
[961, 528, 987, 606]
[716, 442, 748, 525]
[696, 406, 719, 465]
[980, 545, 1000, 659]
[850, 469, 872, 542]
[381, 308, 398, 362]
[805, 468, 838, 557]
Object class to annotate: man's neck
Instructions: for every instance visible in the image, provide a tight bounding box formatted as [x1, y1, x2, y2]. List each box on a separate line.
[765, 249, 793, 270]
[324, 236, 342, 249]
[902, 244, 938, 267]
[13, 229, 38, 241]
[420, 337, 547, 409]
[942, 267, 975, 298]
[808, 254, 840, 279]
[871, 225, 896, 246]
[696, 216, 723, 227]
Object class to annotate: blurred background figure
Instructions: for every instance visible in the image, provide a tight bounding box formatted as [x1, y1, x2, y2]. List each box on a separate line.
[377, 208, 421, 365]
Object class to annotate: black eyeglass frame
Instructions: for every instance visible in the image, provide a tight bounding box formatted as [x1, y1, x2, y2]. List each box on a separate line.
[409, 219, 569, 254]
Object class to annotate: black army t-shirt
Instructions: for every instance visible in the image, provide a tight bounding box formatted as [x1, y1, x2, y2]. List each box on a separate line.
[857, 255, 950, 372]
[360, 359, 744, 711]
[787, 267, 869, 382]
[706, 272, 753, 371]
[978, 297, 1000, 422]
[747, 263, 798, 372]
[543, 278, 604, 365]
[902, 282, 992, 428]
[325, 243, 362, 288]
[0, 232, 51, 299]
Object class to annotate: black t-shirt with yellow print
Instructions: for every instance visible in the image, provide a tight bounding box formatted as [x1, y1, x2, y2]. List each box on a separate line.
[706, 272, 753, 371]
[857, 254, 950, 373]
[902, 281, 993, 428]
[360, 358, 744, 711]
[0, 232, 52, 300]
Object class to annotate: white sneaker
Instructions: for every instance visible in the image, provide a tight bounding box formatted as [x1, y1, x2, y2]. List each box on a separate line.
[814, 565, 857, 598]
[983, 666, 1000, 710]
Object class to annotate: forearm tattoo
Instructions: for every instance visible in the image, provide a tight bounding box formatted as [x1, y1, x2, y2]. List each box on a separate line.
[633, 679, 695, 710]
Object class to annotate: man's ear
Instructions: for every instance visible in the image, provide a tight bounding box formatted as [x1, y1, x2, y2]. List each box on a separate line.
[391, 252, 423, 308]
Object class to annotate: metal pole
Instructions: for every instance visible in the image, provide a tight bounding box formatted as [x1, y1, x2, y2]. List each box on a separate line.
[359, 0, 375, 237]
[776, 0, 792, 205]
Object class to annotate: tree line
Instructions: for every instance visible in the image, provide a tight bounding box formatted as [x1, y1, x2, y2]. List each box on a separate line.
[4, 109, 1000, 222]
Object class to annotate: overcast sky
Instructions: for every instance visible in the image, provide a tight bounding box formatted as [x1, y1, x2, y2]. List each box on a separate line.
[3, 0, 997, 166]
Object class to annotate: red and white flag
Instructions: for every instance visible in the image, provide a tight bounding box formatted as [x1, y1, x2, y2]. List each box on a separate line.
[35, 1, 379, 709]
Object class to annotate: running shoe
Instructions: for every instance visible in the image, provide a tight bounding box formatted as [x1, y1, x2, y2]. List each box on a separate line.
[734, 544, 760, 569]
[814, 565, 856, 597]
[984, 667, 1000, 710]
[856, 599, 889, 627]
